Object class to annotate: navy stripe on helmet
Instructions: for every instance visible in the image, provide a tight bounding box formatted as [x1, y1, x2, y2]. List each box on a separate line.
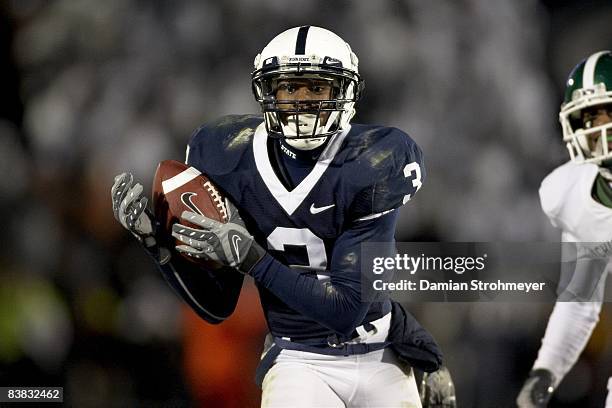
[295, 26, 310, 55]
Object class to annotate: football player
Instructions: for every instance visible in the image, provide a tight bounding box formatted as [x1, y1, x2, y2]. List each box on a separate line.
[112, 26, 454, 407]
[517, 51, 612, 408]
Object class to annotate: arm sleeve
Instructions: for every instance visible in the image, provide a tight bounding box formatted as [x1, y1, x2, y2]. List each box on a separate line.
[532, 300, 603, 386]
[532, 232, 608, 385]
[249, 210, 399, 337]
[151, 252, 245, 325]
[146, 135, 245, 324]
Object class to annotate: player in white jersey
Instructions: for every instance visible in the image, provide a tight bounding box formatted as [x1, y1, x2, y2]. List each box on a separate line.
[517, 51, 612, 407]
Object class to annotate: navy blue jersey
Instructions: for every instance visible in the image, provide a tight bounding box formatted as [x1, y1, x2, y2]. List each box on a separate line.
[184, 114, 425, 339]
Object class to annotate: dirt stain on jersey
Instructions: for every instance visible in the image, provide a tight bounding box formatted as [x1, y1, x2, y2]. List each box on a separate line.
[226, 127, 255, 150]
[368, 148, 393, 168]
[342, 251, 358, 267]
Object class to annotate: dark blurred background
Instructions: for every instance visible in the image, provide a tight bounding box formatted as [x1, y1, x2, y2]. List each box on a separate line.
[0, 0, 611, 406]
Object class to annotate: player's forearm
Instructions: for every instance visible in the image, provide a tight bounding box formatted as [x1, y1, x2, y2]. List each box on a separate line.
[152, 254, 244, 324]
[250, 254, 369, 336]
[533, 300, 602, 384]
[248, 211, 400, 336]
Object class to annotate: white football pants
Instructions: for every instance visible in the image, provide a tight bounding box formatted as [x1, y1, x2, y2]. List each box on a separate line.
[606, 377, 612, 408]
[261, 313, 422, 408]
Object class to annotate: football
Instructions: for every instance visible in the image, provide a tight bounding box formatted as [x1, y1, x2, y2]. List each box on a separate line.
[152, 160, 228, 264]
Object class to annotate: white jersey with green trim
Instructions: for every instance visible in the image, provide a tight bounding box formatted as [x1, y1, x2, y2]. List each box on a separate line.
[539, 160, 612, 243]
[534, 160, 611, 393]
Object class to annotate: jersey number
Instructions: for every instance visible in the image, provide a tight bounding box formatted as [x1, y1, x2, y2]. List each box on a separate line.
[267, 227, 327, 270]
[402, 162, 422, 204]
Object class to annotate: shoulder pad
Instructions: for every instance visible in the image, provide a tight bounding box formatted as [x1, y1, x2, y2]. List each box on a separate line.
[539, 161, 597, 229]
[345, 126, 425, 218]
[186, 114, 262, 175]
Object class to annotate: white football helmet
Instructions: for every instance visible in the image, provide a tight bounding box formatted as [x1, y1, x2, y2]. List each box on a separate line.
[560, 50, 612, 167]
[252, 26, 364, 150]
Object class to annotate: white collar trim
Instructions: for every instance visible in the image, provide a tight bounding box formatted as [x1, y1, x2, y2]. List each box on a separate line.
[253, 123, 350, 216]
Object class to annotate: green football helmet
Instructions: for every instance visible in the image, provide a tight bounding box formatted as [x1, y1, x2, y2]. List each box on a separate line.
[560, 50, 612, 166]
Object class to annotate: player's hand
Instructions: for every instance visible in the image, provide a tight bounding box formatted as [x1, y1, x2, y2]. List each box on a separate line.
[172, 200, 266, 273]
[112, 173, 154, 242]
[111, 173, 170, 263]
[516, 369, 555, 408]
[421, 366, 457, 408]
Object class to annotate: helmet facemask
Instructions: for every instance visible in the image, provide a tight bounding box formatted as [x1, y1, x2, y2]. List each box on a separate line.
[560, 83, 612, 166]
[252, 26, 364, 151]
[560, 51, 612, 172]
[252, 66, 361, 150]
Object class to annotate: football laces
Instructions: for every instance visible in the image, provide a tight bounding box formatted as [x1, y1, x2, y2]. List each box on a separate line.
[204, 181, 228, 222]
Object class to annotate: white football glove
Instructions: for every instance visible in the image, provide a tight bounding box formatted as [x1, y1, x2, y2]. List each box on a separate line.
[516, 369, 555, 408]
[111, 172, 170, 263]
[171, 200, 265, 274]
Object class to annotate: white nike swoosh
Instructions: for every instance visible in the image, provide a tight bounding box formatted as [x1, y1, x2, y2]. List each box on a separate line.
[231, 234, 242, 260]
[310, 203, 336, 214]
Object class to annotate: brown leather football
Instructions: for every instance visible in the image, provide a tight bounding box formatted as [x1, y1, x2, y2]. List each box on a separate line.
[152, 160, 228, 264]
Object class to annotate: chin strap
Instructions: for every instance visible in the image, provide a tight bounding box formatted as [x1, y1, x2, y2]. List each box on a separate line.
[285, 136, 328, 150]
[281, 111, 338, 141]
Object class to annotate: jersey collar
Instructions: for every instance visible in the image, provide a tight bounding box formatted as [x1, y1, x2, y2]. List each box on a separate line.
[278, 138, 330, 164]
[253, 123, 350, 216]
